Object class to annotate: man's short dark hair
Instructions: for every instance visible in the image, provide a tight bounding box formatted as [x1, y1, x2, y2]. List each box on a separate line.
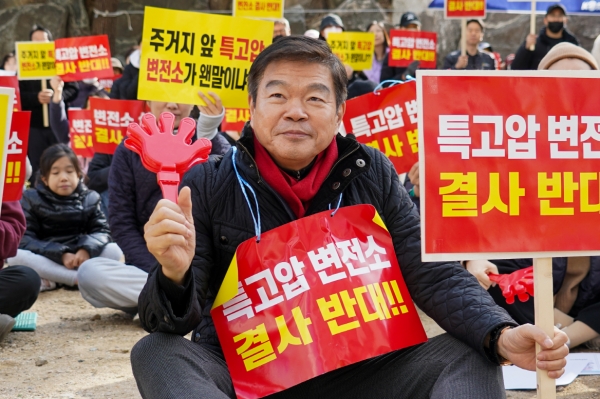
[248, 36, 348, 109]
[466, 19, 485, 31]
[29, 24, 53, 41]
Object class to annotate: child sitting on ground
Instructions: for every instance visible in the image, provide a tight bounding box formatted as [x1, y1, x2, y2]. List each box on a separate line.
[7, 144, 122, 290]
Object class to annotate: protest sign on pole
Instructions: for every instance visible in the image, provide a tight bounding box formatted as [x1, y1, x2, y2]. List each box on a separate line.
[0, 88, 15, 212]
[15, 41, 56, 80]
[342, 81, 419, 174]
[418, 70, 600, 399]
[327, 32, 375, 71]
[138, 7, 273, 109]
[0, 76, 22, 111]
[388, 30, 437, 69]
[54, 35, 113, 82]
[68, 109, 95, 158]
[444, 0, 486, 56]
[222, 108, 250, 132]
[2, 111, 31, 202]
[89, 97, 145, 155]
[211, 204, 427, 399]
[233, 0, 284, 19]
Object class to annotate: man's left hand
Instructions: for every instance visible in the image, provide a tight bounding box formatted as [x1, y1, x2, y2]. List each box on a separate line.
[497, 325, 568, 378]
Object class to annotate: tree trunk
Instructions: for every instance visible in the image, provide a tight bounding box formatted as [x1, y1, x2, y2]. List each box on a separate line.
[90, 0, 119, 52]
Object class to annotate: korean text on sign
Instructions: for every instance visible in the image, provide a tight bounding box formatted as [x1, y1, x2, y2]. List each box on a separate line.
[233, 0, 284, 19]
[445, 0, 486, 18]
[343, 81, 419, 173]
[2, 111, 31, 202]
[15, 41, 56, 80]
[326, 32, 375, 71]
[0, 88, 15, 205]
[212, 205, 427, 399]
[139, 7, 273, 109]
[388, 30, 437, 69]
[418, 71, 600, 261]
[68, 109, 95, 158]
[89, 97, 145, 155]
[222, 108, 250, 132]
[54, 35, 113, 82]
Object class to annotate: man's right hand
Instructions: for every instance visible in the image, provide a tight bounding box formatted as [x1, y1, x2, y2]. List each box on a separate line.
[454, 55, 468, 70]
[62, 253, 78, 269]
[145, 186, 196, 285]
[38, 89, 53, 104]
[525, 34, 537, 51]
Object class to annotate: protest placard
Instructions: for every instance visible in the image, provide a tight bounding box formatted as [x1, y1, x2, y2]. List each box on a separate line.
[342, 81, 419, 174]
[15, 41, 56, 80]
[445, 0, 487, 18]
[68, 109, 94, 158]
[138, 7, 273, 109]
[0, 88, 15, 209]
[388, 30, 437, 69]
[223, 108, 250, 132]
[89, 97, 145, 155]
[0, 76, 22, 111]
[99, 74, 121, 93]
[212, 204, 427, 399]
[2, 111, 31, 202]
[233, 0, 284, 19]
[54, 35, 113, 82]
[327, 32, 375, 71]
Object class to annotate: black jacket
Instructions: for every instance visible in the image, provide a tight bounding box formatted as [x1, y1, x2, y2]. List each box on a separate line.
[380, 53, 407, 82]
[19, 183, 111, 264]
[110, 63, 139, 100]
[19, 80, 79, 129]
[512, 27, 579, 70]
[138, 127, 516, 360]
[85, 153, 113, 193]
[443, 50, 495, 70]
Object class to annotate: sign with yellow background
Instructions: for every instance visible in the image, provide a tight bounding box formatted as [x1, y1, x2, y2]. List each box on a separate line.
[139, 7, 273, 109]
[15, 42, 56, 80]
[234, 0, 284, 19]
[327, 32, 375, 71]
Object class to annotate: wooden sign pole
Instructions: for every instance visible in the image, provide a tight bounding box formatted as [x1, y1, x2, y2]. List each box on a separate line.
[41, 79, 49, 127]
[534, 257, 556, 399]
[529, 0, 537, 50]
[460, 18, 467, 56]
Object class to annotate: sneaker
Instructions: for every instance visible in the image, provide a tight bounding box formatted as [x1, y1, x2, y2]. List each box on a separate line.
[40, 278, 57, 292]
[585, 336, 600, 351]
[0, 314, 16, 342]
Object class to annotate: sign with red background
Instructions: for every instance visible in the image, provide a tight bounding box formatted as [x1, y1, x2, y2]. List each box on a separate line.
[54, 35, 113, 82]
[445, 0, 486, 18]
[89, 97, 145, 155]
[212, 205, 427, 399]
[222, 108, 250, 131]
[0, 76, 22, 112]
[419, 71, 600, 261]
[68, 109, 94, 158]
[389, 30, 437, 69]
[343, 81, 419, 174]
[2, 111, 30, 201]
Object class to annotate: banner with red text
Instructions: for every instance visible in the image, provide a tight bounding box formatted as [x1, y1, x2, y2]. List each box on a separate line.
[418, 71, 600, 261]
[2, 111, 30, 202]
[212, 204, 427, 399]
[54, 35, 113, 82]
[89, 97, 145, 155]
[223, 108, 250, 131]
[445, 0, 486, 18]
[68, 109, 94, 158]
[389, 30, 437, 69]
[343, 81, 419, 174]
[0, 76, 22, 111]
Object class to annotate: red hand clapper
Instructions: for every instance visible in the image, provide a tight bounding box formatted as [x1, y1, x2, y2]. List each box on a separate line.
[488, 266, 534, 305]
[125, 112, 212, 203]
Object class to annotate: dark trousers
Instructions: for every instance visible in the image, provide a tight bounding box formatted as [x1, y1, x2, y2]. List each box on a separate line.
[131, 333, 505, 399]
[0, 266, 40, 317]
[28, 126, 58, 184]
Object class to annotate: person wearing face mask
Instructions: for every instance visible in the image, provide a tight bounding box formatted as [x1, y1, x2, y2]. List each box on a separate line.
[511, 4, 579, 70]
[380, 12, 422, 83]
[318, 14, 344, 40]
[75, 93, 231, 315]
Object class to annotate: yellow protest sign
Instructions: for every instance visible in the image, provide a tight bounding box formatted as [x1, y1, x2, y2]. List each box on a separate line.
[0, 88, 15, 207]
[327, 32, 375, 71]
[233, 0, 284, 19]
[15, 42, 56, 80]
[139, 7, 273, 109]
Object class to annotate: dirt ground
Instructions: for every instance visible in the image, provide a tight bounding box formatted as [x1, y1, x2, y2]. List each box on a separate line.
[1, 288, 600, 399]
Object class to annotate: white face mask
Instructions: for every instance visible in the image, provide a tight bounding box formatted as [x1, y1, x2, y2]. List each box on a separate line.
[82, 78, 97, 85]
[323, 26, 343, 39]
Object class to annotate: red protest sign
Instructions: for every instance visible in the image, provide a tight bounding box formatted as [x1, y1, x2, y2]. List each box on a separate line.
[419, 71, 600, 261]
[2, 111, 31, 202]
[89, 97, 145, 155]
[389, 30, 437, 69]
[222, 108, 250, 132]
[68, 109, 94, 158]
[0, 76, 22, 111]
[99, 74, 121, 93]
[212, 204, 427, 399]
[343, 81, 419, 174]
[445, 0, 486, 18]
[54, 35, 113, 82]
